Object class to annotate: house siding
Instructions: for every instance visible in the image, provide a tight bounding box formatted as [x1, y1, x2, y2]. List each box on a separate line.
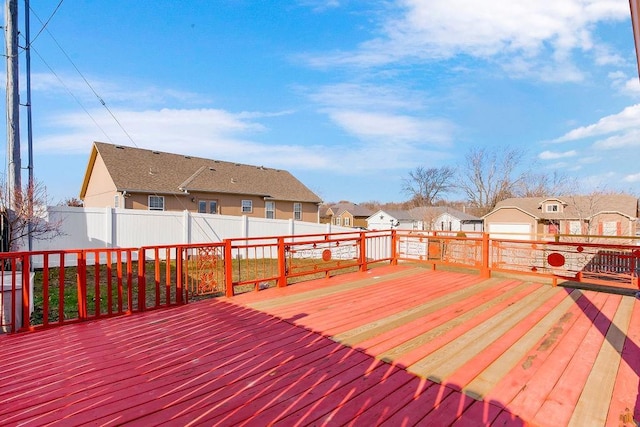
[83, 155, 118, 208]
[484, 209, 539, 234]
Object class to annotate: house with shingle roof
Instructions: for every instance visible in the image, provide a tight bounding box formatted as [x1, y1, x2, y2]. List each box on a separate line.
[408, 206, 483, 232]
[79, 142, 323, 222]
[366, 206, 483, 231]
[322, 202, 373, 228]
[483, 195, 639, 240]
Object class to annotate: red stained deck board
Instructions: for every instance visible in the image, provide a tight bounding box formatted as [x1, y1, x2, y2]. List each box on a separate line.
[280, 273, 483, 335]
[341, 376, 433, 426]
[2, 266, 639, 426]
[444, 287, 576, 391]
[387, 282, 543, 369]
[255, 269, 461, 322]
[93, 341, 374, 426]
[502, 292, 619, 423]
[318, 275, 491, 337]
[450, 399, 506, 426]
[606, 300, 640, 425]
[4, 318, 325, 425]
[531, 294, 623, 426]
[354, 279, 522, 354]
[378, 381, 456, 426]
[483, 290, 610, 407]
[1, 304, 311, 417]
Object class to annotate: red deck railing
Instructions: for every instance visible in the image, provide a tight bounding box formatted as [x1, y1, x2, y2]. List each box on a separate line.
[1, 230, 638, 333]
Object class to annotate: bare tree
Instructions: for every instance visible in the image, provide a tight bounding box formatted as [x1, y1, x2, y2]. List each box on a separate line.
[1, 180, 63, 251]
[61, 197, 83, 207]
[457, 146, 524, 215]
[402, 166, 456, 207]
[515, 170, 576, 197]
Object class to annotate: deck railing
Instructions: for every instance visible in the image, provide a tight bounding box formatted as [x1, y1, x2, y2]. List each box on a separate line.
[1, 230, 638, 333]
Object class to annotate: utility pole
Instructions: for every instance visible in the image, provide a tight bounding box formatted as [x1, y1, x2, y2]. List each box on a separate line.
[5, 0, 21, 211]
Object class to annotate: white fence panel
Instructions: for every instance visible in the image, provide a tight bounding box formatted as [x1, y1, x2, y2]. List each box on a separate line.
[25, 207, 359, 254]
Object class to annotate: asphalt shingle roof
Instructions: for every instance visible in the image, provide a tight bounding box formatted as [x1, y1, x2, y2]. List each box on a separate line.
[492, 195, 639, 220]
[91, 142, 322, 203]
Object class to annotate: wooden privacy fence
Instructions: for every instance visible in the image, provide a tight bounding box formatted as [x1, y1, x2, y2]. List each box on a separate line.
[1, 230, 639, 333]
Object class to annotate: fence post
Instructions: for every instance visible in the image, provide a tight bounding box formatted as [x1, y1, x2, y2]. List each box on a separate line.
[176, 247, 184, 304]
[481, 233, 491, 279]
[224, 240, 234, 297]
[138, 248, 146, 311]
[359, 232, 367, 272]
[77, 251, 87, 320]
[20, 254, 30, 331]
[277, 236, 287, 287]
[390, 230, 398, 265]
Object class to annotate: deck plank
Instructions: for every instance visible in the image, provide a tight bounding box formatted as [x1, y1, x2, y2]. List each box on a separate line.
[529, 294, 623, 425]
[460, 288, 582, 399]
[334, 277, 510, 347]
[481, 290, 610, 407]
[568, 296, 635, 426]
[380, 282, 539, 367]
[605, 300, 640, 426]
[1, 266, 638, 426]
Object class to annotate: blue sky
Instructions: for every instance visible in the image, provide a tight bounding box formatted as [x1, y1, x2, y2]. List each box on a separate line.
[3, 0, 640, 204]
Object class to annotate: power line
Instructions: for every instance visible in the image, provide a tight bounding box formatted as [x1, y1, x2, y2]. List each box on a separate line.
[29, 0, 64, 45]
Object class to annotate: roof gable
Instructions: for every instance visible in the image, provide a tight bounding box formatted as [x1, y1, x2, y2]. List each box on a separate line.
[83, 142, 322, 203]
[490, 195, 639, 220]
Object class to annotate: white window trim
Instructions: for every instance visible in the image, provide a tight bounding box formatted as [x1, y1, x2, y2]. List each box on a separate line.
[266, 201, 275, 219]
[545, 204, 559, 213]
[242, 200, 253, 213]
[293, 202, 302, 220]
[149, 195, 165, 211]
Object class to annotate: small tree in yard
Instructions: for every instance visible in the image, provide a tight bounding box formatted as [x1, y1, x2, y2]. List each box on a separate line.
[1, 180, 63, 252]
[402, 166, 456, 207]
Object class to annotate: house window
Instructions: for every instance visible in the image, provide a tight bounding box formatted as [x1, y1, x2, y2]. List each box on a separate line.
[198, 200, 218, 214]
[242, 200, 253, 213]
[293, 203, 302, 220]
[602, 221, 618, 236]
[114, 195, 119, 208]
[344, 217, 351, 226]
[149, 195, 164, 211]
[569, 221, 581, 235]
[545, 204, 559, 213]
[265, 201, 275, 219]
[334, 217, 341, 226]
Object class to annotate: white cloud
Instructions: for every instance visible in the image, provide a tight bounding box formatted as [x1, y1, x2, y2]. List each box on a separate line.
[592, 129, 640, 150]
[30, 72, 211, 108]
[553, 104, 640, 142]
[538, 150, 577, 160]
[304, 0, 628, 81]
[328, 110, 453, 145]
[623, 173, 640, 182]
[34, 106, 449, 175]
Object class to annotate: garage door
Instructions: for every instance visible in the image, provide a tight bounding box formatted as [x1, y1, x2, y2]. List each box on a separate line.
[488, 223, 532, 240]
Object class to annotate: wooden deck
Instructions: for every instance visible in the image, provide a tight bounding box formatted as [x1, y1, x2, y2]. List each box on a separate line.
[1, 265, 639, 426]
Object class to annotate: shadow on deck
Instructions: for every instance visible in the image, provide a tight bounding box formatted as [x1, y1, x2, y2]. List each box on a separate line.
[1, 265, 638, 426]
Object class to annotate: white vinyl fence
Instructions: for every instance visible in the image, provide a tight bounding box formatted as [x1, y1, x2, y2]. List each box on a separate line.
[24, 206, 355, 253]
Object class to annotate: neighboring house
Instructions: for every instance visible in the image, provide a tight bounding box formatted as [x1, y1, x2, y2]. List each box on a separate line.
[366, 207, 483, 232]
[484, 195, 640, 240]
[367, 210, 417, 230]
[409, 206, 483, 232]
[80, 142, 323, 222]
[322, 202, 373, 228]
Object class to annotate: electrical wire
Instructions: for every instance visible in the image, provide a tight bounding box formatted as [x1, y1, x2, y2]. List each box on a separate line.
[29, 0, 64, 45]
